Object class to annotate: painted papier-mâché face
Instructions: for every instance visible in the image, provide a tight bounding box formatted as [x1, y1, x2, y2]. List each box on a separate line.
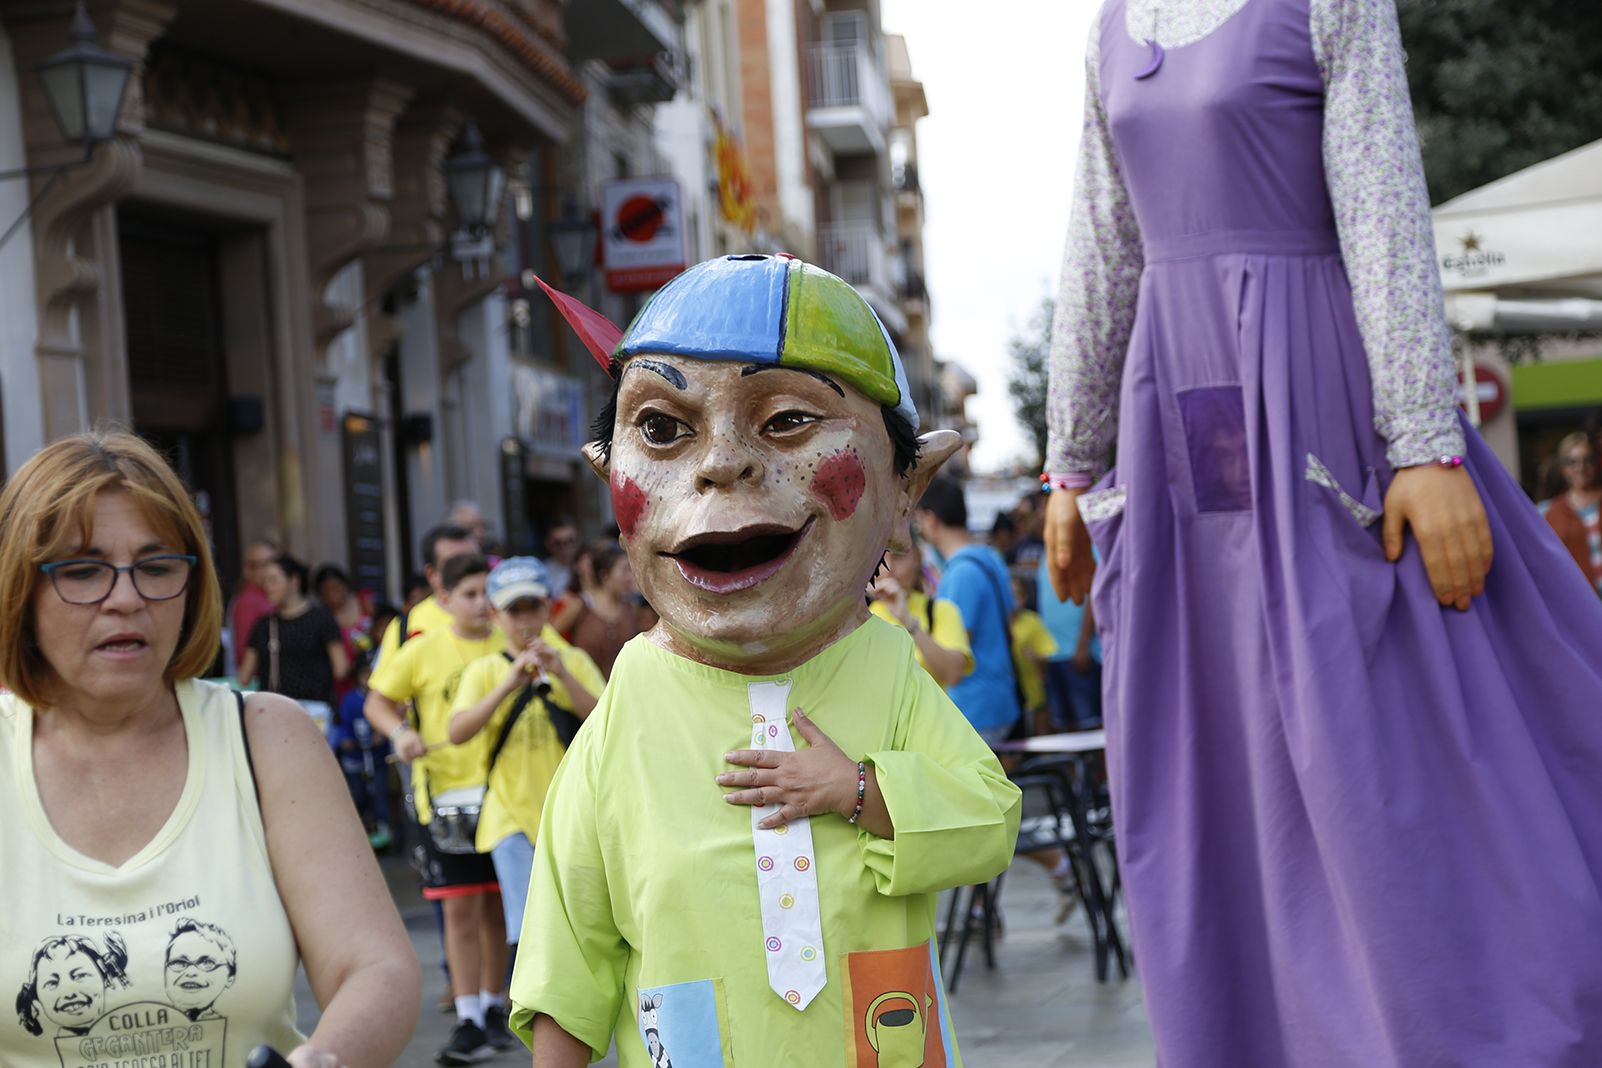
[542, 255, 959, 673]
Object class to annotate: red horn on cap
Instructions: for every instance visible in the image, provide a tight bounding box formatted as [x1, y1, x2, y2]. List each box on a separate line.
[531, 274, 623, 375]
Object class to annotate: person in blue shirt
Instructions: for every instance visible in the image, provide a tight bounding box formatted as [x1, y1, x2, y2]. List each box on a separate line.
[917, 476, 1079, 915]
[916, 477, 1022, 745]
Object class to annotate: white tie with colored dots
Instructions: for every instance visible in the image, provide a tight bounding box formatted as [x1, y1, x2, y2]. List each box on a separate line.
[747, 680, 827, 1010]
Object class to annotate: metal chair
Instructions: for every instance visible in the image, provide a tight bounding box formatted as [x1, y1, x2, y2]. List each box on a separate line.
[1018, 754, 1128, 982]
[939, 762, 1128, 991]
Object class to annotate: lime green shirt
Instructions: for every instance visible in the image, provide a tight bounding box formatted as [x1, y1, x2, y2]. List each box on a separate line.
[508, 616, 1021, 1066]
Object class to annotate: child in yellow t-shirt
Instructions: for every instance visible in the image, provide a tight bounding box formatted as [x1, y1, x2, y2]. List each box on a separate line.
[364, 553, 511, 1058]
[449, 557, 604, 968]
[868, 544, 973, 688]
[1009, 571, 1059, 736]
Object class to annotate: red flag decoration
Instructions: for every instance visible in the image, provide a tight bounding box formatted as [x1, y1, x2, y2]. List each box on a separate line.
[531, 274, 623, 375]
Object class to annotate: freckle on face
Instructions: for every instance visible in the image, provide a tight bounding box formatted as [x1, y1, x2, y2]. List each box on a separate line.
[810, 450, 867, 521]
[612, 472, 648, 540]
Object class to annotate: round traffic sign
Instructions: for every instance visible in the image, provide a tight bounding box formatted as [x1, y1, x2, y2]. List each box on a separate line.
[616, 195, 666, 243]
[1459, 363, 1507, 422]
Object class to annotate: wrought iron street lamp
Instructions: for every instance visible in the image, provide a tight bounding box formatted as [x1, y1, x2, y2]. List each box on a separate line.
[0, 2, 137, 249]
[444, 121, 505, 238]
[35, 1, 136, 146]
[548, 204, 597, 283]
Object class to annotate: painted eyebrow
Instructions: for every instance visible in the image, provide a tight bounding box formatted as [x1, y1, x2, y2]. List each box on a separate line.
[622, 359, 688, 390]
[738, 364, 845, 397]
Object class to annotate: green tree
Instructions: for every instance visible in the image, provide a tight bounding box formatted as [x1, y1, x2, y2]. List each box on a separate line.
[1398, 0, 1602, 204]
[1007, 297, 1054, 469]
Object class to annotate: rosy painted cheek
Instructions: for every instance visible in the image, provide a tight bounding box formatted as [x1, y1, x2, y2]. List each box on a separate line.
[810, 450, 867, 521]
[611, 472, 648, 540]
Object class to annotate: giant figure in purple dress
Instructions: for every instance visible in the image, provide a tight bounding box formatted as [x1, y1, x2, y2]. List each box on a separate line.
[1043, 0, 1602, 1064]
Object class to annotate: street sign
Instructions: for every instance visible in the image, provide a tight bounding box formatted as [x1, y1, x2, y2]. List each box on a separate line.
[1458, 362, 1507, 423]
[602, 176, 686, 293]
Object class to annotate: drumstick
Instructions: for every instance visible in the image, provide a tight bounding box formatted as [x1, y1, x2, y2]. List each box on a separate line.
[386, 741, 445, 764]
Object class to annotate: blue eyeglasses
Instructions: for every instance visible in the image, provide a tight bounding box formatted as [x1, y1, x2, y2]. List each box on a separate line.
[39, 555, 199, 605]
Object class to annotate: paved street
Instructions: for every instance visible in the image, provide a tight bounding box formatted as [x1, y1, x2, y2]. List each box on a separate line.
[295, 851, 1156, 1066]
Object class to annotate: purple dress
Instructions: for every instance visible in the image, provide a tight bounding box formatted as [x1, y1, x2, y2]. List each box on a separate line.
[1072, 0, 1602, 1063]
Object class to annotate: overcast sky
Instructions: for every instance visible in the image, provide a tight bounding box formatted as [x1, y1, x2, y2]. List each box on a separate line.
[881, 0, 1100, 473]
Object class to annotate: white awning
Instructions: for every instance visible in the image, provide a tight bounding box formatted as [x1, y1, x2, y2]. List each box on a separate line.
[1432, 138, 1602, 298]
[1443, 293, 1602, 334]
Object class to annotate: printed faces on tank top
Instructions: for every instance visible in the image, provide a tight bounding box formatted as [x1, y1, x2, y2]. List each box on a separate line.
[15, 906, 247, 1067]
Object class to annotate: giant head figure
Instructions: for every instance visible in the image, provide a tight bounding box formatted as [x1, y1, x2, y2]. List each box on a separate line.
[542, 254, 958, 672]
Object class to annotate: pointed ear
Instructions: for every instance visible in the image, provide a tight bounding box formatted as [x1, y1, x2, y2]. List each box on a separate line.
[888, 429, 961, 551]
[532, 274, 624, 374]
[583, 441, 610, 483]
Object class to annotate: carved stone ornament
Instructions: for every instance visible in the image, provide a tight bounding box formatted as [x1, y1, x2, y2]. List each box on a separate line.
[284, 77, 414, 351]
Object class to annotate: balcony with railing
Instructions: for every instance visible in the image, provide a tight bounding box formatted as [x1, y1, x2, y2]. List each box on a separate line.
[566, 0, 681, 61]
[818, 221, 907, 335]
[565, 0, 684, 102]
[806, 40, 892, 156]
[818, 222, 884, 287]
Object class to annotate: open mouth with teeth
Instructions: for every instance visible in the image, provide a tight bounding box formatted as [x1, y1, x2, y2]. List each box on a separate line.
[666, 518, 815, 594]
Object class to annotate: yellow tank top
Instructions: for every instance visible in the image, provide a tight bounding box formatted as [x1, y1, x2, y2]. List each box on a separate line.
[0, 679, 303, 1066]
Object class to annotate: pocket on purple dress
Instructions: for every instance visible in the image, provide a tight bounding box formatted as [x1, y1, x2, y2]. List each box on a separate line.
[1178, 385, 1252, 513]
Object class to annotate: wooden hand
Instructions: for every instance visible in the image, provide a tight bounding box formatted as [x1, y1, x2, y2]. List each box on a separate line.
[1045, 487, 1096, 605]
[1381, 464, 1493, 611]
[717, 708, 856, 829]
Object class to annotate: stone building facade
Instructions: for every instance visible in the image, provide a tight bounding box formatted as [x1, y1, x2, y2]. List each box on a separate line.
[0, 0, 681, 598]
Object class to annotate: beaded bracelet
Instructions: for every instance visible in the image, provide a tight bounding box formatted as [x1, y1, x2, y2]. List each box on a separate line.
[1039, 473, 1076, 492]
[1041, 472, 1097, 493]
[847, 761, 867, 825]
[1437, 455, 1465, 468]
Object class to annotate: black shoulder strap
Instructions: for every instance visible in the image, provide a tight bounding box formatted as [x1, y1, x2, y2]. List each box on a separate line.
[923, 592, 935, 633]
[489, 680, 540, 775]
[233, 689, 260, 803]
[395, 609, 412, 648]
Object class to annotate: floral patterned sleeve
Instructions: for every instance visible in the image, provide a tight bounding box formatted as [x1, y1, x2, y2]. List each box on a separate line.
[1312, 0, 1465, 467]
[1044, 12, 1145, 483]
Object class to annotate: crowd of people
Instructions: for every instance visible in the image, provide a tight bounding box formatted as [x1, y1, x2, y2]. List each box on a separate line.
[214, 506, 655, 1063]
[219, 510, 654, 849]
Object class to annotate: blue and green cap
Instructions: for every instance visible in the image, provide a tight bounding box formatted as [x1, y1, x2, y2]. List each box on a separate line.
[616, 255, 918, 430]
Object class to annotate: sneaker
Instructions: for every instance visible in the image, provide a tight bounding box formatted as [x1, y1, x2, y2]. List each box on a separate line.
[368, 823, 393, 851]
[483, 1004, 518, 1051]
[436, 988, 455, 1014]
[436, 1020, 493, 1065]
